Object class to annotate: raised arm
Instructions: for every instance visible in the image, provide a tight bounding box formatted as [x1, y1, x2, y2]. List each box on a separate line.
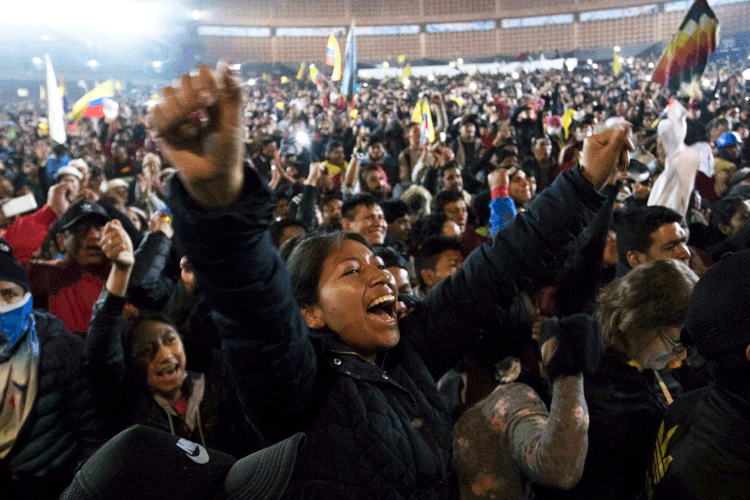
[150, 65, 317, 441]
[402, 126, 634, 379]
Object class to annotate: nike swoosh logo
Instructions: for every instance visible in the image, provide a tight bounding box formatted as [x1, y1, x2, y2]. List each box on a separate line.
[187, 445, 209, 464]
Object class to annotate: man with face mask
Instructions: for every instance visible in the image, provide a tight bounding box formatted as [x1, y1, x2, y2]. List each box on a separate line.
[0, 239, 104, 500]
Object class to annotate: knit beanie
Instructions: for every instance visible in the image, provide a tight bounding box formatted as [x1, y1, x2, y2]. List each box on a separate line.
[684, 249, 750, 359]
[0, 238, 30, 293]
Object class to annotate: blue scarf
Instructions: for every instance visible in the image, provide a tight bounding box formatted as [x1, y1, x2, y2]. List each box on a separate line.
[0, 294, 38, 363]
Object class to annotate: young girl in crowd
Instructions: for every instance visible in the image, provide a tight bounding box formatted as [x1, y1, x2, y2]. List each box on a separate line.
[83, 219, 262, 459]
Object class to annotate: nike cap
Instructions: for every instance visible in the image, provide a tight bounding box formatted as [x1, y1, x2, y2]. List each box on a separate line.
[60, 425, 305, 500]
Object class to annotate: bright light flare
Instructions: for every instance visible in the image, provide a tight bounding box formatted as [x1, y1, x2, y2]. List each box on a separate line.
[743, 68, 750, 81]
[648, 62, 655, 68]
[511, 71, 519, 79]
[469, 82, 477, 91]
[592, 63, 598, 69]
[383, 61, 389, 68]
[587, 59, 593, 64]
[152, 60, 162, 69]
[229, 63, 242, 71]
[32, 57, 42, 65]
[614, 46, 621, 52]
[88, 60, 99, 68]
[5, 1, 159, 35]
[457, 58, 464, 64]
[295, 131, 311, 147]
[427, 74, 435, 81]
[192, 10, 200, 20]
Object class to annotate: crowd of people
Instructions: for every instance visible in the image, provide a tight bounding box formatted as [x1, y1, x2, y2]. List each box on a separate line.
[0, 52, 749, 499]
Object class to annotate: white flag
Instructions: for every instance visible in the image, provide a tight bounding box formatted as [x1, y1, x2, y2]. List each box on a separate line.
[45, 54, 66, 145]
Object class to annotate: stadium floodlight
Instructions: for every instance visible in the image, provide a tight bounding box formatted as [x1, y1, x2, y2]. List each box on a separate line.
[88, 60, 99, 68]
[152, 61, 162, 69]
[32, 57, 42, 65]
[192, 10, 200, 20]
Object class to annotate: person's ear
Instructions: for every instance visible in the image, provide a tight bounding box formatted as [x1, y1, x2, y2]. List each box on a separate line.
[340, 218, 352, 233]
[626, 250, 645, 269]
[300, 305, 325, 330]
[719, 224, 733, 237]
[745, 344, 750, 362]
[421, 269, 437, 288]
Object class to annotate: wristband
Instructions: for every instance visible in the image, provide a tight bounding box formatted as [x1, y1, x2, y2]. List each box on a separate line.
[491, 186, 509, 199]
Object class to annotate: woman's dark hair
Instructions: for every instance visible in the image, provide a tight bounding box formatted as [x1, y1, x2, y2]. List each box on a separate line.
[286, 230, 371, 307]
[709, 196, 746, 235]
[122, 310, 180, 359]
[373, 246, 408, 271]
[325, 140, 344, 156]
[417, 213, 450, 245]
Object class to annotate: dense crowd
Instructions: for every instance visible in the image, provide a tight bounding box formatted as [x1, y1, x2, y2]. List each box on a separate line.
[0, 54, 749, 500]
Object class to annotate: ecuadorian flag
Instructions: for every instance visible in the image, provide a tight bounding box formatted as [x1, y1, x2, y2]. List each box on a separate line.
[411, 99, 434, 147]
[326, 34, 342, 81]
[652, 0, 719, 95]
[70, 80, 114, 123]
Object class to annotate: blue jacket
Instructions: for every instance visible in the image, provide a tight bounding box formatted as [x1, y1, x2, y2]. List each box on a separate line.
[167, 165, 605, 499]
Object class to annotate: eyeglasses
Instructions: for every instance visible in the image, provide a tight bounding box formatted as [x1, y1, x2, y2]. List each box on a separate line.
[659, 330, 687, 357]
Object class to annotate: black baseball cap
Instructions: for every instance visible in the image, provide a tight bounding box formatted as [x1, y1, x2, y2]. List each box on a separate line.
[58, 200, 110, 231]
[60, 425, 305, 500]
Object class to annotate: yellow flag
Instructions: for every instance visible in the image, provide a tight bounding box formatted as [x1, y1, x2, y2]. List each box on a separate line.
[325, 34, 342, 81]
[280, 76, 289, 84]
[401, 63, 412, 82]
[411, 99, 434, 146]
[310, 65, 319, 80]
[114, 81, 123, 92]
[297, 62, 307, 80]
[397, 55, 406, 65]
[613, 50, 622, 77]
[69, 80, 114, 123]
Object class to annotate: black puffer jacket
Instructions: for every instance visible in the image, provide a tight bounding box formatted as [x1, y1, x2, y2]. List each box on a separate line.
[167, 166, 605, 499]
[84, 292, 263, 459]
[1, 311, 106, 500]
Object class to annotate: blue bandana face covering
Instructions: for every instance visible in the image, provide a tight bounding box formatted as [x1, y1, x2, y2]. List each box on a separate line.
[0, 293, 34, 362]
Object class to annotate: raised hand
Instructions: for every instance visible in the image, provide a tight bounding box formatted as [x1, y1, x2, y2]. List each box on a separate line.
[488, 168, 509, 192]
[148, 211, 174, 239]
[148, 64, 245, 207]
[580, 123, 635, 190]
[100, 219, 134, 270]
[47, 183, 72, 218]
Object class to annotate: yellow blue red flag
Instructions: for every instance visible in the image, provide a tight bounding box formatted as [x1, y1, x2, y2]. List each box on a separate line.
[326, 34, 342, 81]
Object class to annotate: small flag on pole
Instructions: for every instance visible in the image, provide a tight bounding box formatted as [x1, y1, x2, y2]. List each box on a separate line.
[411, 99, 435, 147]
[613, 49, 622, 77]
[45, 55, 67, 144]
[310, 65, 319, 81]
[401, 63, 412, 82]
[325, 34, 342, 81]
[652, 0, 719, 96]
[297, 62, 307, 80]
[341, 21, 357, 102]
